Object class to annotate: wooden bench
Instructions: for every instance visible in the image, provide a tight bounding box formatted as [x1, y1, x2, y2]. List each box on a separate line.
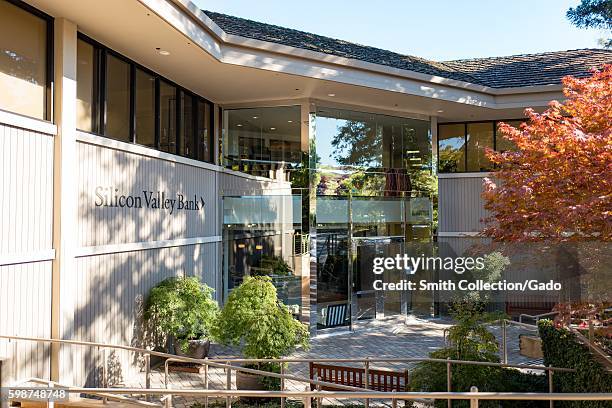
[309, 362, 409, 392]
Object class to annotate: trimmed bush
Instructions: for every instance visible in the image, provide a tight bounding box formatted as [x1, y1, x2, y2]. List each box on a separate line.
[409, 347, 547, 408]
[538, 319, 612, 407]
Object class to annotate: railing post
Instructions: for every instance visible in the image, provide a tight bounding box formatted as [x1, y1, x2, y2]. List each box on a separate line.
[548, 367, 554, 408]
[446, 358, 452, 408]
[164, 359, 172, 408]
[364, 358, 370, 408]
[280, 363, 285, 408]
[502, 319, 508, 364]
[144, 353, 151, 402]
[204, 358, 209, 408]
[391, 389, 397, 408]
[226, 361, 232, 408]
[315, 374, 321, 408]
[101, 347, 108, 404]
[303, 385, 311, 408]
[469, 386, 478, 408]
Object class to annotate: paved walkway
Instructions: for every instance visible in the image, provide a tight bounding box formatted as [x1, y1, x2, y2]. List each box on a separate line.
[123, 316, 543, 408]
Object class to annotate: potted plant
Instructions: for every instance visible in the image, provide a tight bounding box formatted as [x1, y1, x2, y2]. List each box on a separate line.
[213, 276, 309, 398]
[145, 276, 219, 359]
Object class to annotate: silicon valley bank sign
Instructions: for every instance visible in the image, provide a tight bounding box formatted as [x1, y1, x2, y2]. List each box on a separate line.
[94, 186, 205, 214]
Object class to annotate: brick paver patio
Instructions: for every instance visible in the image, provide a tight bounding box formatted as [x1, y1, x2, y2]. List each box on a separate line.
[123, 316, 543, 408]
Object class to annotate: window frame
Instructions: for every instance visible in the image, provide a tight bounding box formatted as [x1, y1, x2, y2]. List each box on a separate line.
[437, 119, 525, 173]
[4, 0, 54, 121]
[77, 33, 215, 163]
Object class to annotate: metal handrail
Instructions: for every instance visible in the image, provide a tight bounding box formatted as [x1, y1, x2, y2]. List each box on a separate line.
[6, 386, 612, 401]
[0, 333, 575, 373]
[1, 333, 580, 408]
[570, 328, 612, 368]
[519, 311, 559, 324]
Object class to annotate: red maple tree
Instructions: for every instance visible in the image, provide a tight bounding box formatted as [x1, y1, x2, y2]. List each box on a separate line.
[482, 65, 612, 242]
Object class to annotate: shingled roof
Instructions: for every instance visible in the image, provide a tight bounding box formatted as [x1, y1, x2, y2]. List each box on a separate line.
[204, 10, 612, 89]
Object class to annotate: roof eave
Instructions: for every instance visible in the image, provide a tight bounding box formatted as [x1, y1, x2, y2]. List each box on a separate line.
[165, 0, 565, 97]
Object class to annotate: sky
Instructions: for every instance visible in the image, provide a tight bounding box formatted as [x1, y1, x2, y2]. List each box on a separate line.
[192, 0, 608, 61]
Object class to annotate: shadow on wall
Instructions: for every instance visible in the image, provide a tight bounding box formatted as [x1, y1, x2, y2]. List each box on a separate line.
[67, 139, 218, 387]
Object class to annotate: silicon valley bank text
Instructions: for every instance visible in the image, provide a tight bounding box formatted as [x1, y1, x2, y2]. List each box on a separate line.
[373, 279, 562, 291]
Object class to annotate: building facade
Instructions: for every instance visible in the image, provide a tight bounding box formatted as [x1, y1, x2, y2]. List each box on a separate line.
[0, 0, 610, 387]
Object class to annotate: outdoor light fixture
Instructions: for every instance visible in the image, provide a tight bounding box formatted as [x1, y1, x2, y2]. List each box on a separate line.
[270, 127, 276, 130]
[327, 93, 336, 97]
[287, 120, 293, 123]
[236, 124, 243, 127]
[255, 244, 263, 250]
[237, 243, 246, 248]
[155, 47, 170, 56]
[252, 116, 259, 119]
[437, 110, 444, 113]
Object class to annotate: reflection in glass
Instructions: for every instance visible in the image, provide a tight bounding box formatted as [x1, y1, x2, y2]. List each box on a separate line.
[77, 39, 95, 132]
[223, 106, 302, 178]
[496, 120, 522, 152]
[0, 0, 47, 119]
[467, 122, 494, 171]
[159, 81, 177, 153]
[196, 99, 211, 162]
[222, 194, 305, 319]
[135, 68, 156, 147]
[315, 108, 431, 197]
[438, 124, 465, 172]
[180, 93, 194, 158]
[105, 54, 131, 142]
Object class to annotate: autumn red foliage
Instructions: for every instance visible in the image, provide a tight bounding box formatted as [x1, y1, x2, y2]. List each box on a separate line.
[482, 65, 612, 242]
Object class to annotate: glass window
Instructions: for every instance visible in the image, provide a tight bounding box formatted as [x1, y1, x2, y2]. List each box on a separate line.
[316, 109, 382, 169]
[466, 122, 494, 171]
[496, 120, 522, 152]
[180, 93, 195, 158]
[159, 80, 176, 154]
[316, 108, 430, 173]
[77, 34, 213, 161]
[315, 108, 431, 196]
[438, 124, 465, 172]
[105, 54, 131, 142]
[223, 106, 301, 177]
[134, 68, 155, 147]
[196, 99, 211, 161]
[0, 0, 48, 119]
[76, 39, 95, 132]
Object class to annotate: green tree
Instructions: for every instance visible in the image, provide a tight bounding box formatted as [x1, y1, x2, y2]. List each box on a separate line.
[331, 120, 381, 167]
[567, 0, 612, 47]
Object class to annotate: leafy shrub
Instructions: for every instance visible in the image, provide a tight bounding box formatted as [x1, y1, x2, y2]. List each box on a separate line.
[409, 299, 546, 407]
[213, 276, 309, 389]
[145, 276, 218, 351]
[538, 319, 612, 407]
[257, 255, 292, 276]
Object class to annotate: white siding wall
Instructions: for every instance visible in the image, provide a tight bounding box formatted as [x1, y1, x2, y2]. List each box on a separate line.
[438, 176, 489, 233]
[0, 122, 54, 380]
[67, 136, 290, 385]
[76, 140, 219, 247]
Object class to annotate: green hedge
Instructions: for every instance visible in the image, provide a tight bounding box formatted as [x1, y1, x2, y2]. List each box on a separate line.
[538, 319, 612, 407]
[409, 348, 547, 408]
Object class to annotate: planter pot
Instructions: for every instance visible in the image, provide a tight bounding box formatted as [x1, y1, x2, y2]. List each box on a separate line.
[173, 338, 210, 359]
[236, 370, 273, 402]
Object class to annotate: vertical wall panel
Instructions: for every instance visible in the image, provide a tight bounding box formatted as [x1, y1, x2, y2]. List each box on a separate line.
[0, 122, 54, 381]
[76, 138, 219, 247]
[69, 243, 218, 385]
[0, 124, 54, 254]
[0, 261, 52, 380]
[438, 176, 489, 233]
